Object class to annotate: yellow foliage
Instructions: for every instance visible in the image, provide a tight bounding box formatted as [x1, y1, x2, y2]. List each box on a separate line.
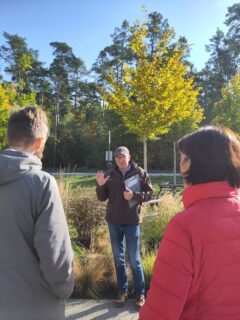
[98, 18, 203, 141]
[0, 82, 36, 147]
[0, 83, 17, 109]
[0, 83, 16, 148]
[213, 69, 240, 131]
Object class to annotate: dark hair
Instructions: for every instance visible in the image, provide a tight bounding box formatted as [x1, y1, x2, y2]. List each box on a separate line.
[177, 125, 240, 187]
[7, 106, 49, 147]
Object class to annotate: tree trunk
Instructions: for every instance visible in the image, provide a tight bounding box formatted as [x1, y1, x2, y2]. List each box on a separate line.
[53, 88, 60, 168]
[53, 110, 58, 168]
[143, 135, 147, 171]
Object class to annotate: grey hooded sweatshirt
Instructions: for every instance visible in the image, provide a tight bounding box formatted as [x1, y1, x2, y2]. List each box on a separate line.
[0, 149, 74, 320]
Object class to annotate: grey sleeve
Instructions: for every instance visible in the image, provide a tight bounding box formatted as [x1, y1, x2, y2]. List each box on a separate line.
[34, 176, 75, 299]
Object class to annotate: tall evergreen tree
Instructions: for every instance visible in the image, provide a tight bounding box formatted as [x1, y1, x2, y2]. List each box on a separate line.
[225, 3, 240, 68]
[0, 32, 45, 98]
[146, 11, 169, 60]
[196, 3, 240, 123]
[92, 20, 133, 85]
[49, 42, 83, 166]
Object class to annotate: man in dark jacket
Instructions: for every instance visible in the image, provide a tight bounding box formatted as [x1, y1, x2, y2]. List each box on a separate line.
[96, 146, 153, 310]
[0, 106, 74, 320]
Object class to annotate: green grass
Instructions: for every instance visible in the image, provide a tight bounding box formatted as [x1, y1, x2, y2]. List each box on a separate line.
[58, 174, 183, 195]
[65, 175, 96, 190]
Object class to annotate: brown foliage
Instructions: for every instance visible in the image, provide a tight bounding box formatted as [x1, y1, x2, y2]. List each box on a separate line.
[68, 194, 106, 250]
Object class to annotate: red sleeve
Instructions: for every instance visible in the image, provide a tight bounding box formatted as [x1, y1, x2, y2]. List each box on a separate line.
[139, 215, 193, 320]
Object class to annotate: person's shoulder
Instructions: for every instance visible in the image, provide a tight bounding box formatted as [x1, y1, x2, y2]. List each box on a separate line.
[42, 171, 57, 182]
[171, 209, 188, 223]
[161, 210, 189, 242]
[132, 163, 148, 176]
[169, 206, 198, 233]
[26, 169, 57, 187]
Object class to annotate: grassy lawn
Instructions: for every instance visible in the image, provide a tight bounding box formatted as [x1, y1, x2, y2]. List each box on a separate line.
[59, 174, 183, 195]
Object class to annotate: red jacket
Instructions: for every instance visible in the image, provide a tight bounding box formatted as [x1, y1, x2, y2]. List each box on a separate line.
[139, 181, 240, 320]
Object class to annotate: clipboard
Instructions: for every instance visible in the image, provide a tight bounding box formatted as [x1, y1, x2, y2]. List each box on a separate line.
[124, 174, 141, 208]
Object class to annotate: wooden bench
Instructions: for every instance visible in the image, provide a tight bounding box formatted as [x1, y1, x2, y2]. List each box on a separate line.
[159, 182, 183, 194]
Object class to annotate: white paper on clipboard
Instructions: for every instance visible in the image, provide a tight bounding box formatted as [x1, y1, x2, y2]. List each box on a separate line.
[124, 174, 141, 208]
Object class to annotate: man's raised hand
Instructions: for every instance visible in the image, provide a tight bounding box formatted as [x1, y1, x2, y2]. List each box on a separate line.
[96, 170, 109, 186]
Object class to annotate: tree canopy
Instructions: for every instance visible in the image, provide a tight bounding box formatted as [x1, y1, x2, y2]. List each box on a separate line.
[98, 18, 203, 168]
[213, 69, 240, 131]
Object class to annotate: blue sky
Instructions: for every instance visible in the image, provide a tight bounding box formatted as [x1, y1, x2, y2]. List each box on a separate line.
[0, 0, 238, 73]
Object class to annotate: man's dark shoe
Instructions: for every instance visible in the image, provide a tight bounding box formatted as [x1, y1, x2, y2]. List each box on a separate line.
[115, 291, 128, 308]
[135, 293, 145, 310]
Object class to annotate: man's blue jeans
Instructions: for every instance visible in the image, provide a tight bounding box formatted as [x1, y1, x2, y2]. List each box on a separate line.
[108, 223, 145, 294]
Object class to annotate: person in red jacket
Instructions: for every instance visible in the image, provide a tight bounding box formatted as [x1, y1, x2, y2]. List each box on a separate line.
[139, 125, 240, 320]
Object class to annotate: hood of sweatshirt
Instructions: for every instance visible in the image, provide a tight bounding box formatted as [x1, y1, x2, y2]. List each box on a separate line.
[0, 149, 42, 185]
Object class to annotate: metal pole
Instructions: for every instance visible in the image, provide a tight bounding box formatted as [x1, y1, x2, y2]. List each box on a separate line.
[173, 141, 176, 185]
[108, 131, 111, 156]
[107, 131, 112, 173]
[143, 134, 147, 171]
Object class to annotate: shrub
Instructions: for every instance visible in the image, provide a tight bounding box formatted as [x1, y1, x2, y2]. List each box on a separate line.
[57, 173, 104, 253]
[67, 192, 107, 250]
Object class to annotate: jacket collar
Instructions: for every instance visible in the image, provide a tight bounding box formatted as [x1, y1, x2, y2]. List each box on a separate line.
[182, 181, 239, 209]
[112, 161, 138, 176]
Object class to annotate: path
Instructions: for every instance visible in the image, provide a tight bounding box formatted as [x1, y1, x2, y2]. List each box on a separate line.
[66, 299, 139, 320]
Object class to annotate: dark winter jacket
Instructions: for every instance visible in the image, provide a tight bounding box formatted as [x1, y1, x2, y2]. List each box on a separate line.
[0, 149, 74, 320]
[96, 162, 153, 224]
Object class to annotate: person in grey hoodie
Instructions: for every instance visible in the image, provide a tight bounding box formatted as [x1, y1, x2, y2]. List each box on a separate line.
[0, 106, 75, 320]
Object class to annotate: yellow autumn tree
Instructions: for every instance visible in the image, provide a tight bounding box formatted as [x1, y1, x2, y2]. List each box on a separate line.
[99, 20, 203, 169]
[0, 83, 17, 148]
